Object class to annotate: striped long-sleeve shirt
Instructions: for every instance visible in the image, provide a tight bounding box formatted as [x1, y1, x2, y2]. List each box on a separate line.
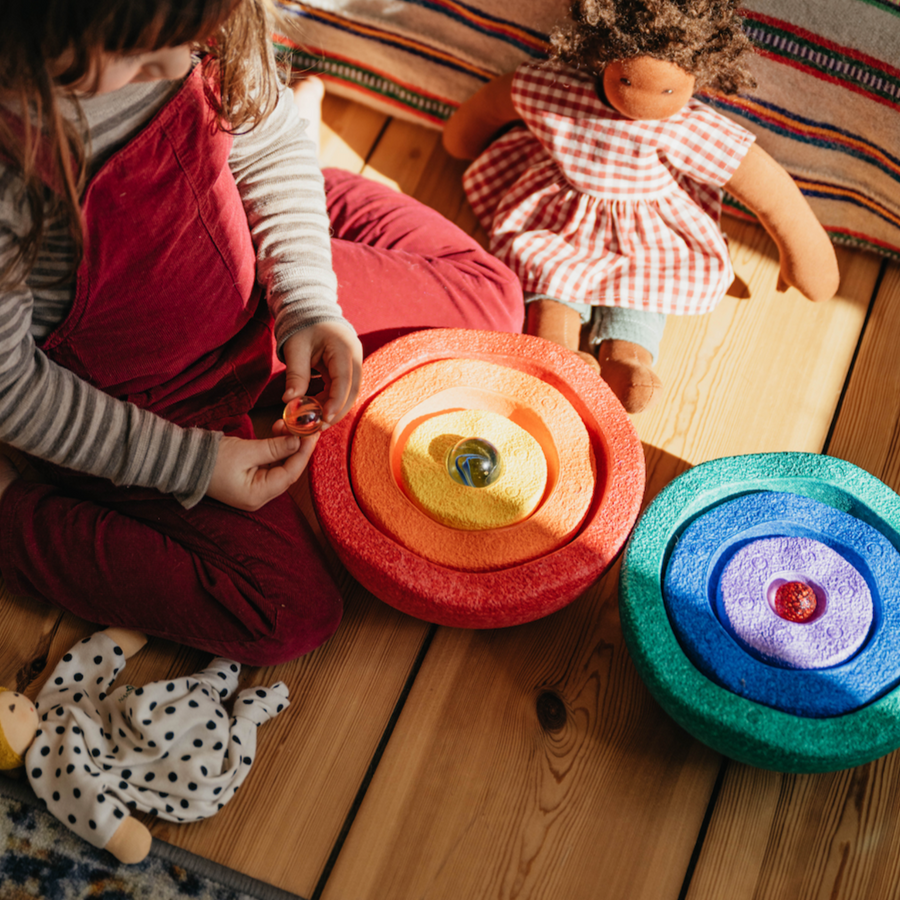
[0, 69, 346, 506]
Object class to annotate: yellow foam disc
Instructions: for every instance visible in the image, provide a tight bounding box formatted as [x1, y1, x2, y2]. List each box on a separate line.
[400, 409, 547, 531]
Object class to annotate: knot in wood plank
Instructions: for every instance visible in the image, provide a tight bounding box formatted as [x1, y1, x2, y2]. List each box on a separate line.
[536, 691, 567, 732]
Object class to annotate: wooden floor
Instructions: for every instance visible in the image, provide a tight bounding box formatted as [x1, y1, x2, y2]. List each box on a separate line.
[2, 93, 898, 899]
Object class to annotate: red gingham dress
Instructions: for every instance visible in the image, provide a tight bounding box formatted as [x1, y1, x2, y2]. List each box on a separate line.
[462, 62, 756, 315]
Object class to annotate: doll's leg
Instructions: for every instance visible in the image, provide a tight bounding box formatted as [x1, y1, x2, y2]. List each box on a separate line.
[523, 295, 600, 372]
[194, 657, 242, 699]
[0, 475, 341, 667]
[323, 168, 524, 354]
[234, 681, 290, 726]
[591, 308, 666, 414]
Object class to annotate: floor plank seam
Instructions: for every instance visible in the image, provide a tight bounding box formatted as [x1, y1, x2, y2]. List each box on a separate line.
[676, 755, 730, 900]
[823, 257, 887, 455]
[310, 623, 439, 900]
[364, 119, 391, 168]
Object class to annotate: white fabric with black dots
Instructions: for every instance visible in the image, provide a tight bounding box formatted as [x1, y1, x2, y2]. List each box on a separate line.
[25, 632, 289, 851]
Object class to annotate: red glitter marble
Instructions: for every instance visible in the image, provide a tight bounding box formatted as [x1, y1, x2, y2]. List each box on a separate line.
[774, 581, 817, 622]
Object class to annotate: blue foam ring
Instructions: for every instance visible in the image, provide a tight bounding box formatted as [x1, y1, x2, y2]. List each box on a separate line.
[663, 491, 900, 717]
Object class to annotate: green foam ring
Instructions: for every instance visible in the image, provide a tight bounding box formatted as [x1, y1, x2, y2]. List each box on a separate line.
[619, 451, 900, 773]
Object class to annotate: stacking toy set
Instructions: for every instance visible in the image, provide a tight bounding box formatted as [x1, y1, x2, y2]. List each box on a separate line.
[301, 330, 900, 772]
[619, 452, 900, 773]
[308, 329, 645, 629]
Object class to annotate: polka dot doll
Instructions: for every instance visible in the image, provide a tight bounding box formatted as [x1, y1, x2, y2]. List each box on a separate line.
[0, 628, 289, 863]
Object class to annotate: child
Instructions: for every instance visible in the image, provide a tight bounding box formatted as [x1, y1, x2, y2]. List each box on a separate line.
[0, 0, 523, 664]
[443, 0, 839, 413]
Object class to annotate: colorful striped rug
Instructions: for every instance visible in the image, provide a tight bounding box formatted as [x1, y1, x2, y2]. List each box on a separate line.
[274, 0, 900, 261]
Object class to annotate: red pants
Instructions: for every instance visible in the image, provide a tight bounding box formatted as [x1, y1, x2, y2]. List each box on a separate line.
[0, 172, 523, 665]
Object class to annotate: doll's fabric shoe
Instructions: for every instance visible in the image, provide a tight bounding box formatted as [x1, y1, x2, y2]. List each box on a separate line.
[596, 339, 663, 414]
[524, 298, 600, 372]
[576, 350, 601, 372]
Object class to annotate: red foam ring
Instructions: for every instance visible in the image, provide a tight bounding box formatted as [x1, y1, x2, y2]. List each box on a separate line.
[310, 328, 645, 628]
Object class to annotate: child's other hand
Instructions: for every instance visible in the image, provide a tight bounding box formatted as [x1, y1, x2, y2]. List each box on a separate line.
[280, 322, 363, 428]
[207, 433, 318, 511]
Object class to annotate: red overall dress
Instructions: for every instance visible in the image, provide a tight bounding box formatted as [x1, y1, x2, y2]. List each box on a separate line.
[0, 67, 524, 665]
[0, 67, 342, 665]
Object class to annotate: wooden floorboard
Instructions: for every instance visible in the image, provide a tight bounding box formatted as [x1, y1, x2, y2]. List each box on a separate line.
[321, 567, 722, 900]
[0, 95, 894, 900]
[683, 259, 900, 900]
[318, 165, 882, 896]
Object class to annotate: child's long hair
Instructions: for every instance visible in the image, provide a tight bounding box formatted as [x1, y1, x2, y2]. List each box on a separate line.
[551, 0, 756, 94]
[0, 0, 286, 291]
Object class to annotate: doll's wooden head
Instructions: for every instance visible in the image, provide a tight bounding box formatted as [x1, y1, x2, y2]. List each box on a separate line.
[0, 688, 38, 769]
[601, 56, 695, 119]
[551, 0, 757, 98]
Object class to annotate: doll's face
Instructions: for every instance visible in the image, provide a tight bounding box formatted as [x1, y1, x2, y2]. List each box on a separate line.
[0, 691, 38, 758]
[602, 57, 696, 120]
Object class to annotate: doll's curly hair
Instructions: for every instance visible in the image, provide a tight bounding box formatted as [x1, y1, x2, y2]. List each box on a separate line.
[550, 0, 757, 94]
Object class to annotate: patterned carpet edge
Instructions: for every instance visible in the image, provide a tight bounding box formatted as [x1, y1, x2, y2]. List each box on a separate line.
[0, 775, 305, 900]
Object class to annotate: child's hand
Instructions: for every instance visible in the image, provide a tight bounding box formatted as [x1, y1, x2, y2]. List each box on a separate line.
[207, 433, 319, 511]
[280, 322, 363, 429]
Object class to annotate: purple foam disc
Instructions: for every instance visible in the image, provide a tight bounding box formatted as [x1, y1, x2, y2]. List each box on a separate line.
[719, 536, 872, 668]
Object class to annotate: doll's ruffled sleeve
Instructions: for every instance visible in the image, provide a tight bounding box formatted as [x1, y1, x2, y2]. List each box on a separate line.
[509, 61, 597, 134]
[663, 100, 757, 188]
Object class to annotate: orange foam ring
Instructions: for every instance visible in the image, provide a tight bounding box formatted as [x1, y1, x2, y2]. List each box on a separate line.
[350, 359, 594, 571]
[309, 329, 645, 629]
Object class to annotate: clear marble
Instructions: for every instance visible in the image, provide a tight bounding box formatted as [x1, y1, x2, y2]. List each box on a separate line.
[446, 437, 503, 488]
[283, 396, 324, 435]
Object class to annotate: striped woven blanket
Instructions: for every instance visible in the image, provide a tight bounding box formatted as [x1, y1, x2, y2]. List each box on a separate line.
[274, 0, 900, 260]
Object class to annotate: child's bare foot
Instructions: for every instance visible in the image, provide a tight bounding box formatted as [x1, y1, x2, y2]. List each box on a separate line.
[0, 452, 20, 502]
[596, 339, 663, 414]
[290, 76, 325, 156]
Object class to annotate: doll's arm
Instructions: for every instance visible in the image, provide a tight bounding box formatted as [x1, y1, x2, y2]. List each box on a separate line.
[105, 815, 152, 864]
[442, 72, 519, 160]
[37, 632, 132, 711]
[723, 144, 839, 302]
[233, 681, 290, 727]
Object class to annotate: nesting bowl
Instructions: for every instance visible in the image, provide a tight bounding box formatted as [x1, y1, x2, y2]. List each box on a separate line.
[309, 329, 645, 629]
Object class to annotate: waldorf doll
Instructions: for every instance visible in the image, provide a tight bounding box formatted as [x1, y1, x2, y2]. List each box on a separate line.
[442, 0, 840, 413]
[0, 628, 289, 863]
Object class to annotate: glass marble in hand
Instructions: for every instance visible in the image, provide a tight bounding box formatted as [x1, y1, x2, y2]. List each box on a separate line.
[446, 437, 503, 488]
[283, 396, 324, 435]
